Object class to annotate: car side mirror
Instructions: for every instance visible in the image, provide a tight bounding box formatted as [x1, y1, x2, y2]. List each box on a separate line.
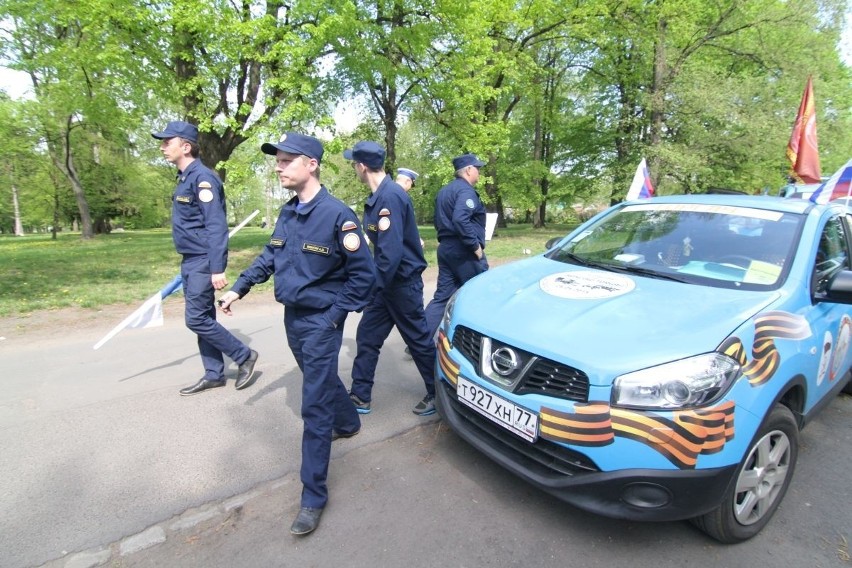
[822, 270, 852, 304]
[545, 237, 561, 250]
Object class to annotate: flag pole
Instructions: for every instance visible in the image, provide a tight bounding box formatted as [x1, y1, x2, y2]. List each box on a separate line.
[92, 209, 260, 350]
[228, 209, 260, 237]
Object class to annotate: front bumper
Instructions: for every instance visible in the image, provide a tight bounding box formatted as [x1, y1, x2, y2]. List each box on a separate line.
[435, 379, 738, 522]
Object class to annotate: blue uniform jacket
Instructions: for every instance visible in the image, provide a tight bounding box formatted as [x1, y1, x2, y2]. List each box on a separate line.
[171, 159, 229, 273]
[433, 177, 486, 252]
[232, 187, 377, 325]
[363, 176, 427, 290]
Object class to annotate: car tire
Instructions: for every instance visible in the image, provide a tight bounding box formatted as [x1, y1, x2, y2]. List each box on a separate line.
[841, 369, 852, 395]
[690, 404, 799, 543]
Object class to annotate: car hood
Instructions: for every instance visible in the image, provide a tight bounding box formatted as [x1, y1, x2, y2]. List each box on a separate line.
[453, 257, 780, 382]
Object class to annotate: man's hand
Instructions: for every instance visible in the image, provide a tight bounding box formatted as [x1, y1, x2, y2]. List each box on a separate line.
[212, 272, 228, 290]
[474, 245, 483, 260]
[217, 291, 241, 315]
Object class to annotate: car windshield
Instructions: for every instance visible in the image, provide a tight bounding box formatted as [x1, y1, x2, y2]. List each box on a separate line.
[547, 203, 804, 290]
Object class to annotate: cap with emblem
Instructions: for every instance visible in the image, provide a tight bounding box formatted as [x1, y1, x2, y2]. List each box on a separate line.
[396, 168, 419, 184]
[261, 132, 324, 163]
[452, 153, 486, 171]
[151, 121, 198, 143]
[343, 141, 386, 169]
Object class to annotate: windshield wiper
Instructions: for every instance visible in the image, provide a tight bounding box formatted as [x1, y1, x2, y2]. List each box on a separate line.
[606, 263, 690, 283]
[558, 252, 615, 271]
[556, 252, 689, 282]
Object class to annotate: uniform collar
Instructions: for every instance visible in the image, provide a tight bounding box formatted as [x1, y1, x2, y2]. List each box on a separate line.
[453, 176, 475, 190]
[366, 176, 393, 207]
[286, 185, 329, 215]
[177, 158, 201, 181]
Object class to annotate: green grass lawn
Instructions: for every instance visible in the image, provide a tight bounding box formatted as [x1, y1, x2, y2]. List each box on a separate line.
[0, 223, 574, 317]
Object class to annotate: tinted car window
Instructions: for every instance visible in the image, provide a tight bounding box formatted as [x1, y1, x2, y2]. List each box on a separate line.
[812, 215, 851, 294]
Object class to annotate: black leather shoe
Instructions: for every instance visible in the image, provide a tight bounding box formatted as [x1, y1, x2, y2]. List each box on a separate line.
[331, 428, 360, 441]
[290, 507, 323, 536]
[235, 350, 259, 390]
[179, 378, 225, 396]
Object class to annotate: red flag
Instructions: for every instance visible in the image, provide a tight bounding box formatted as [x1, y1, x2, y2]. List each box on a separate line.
[786, 76, 821, 184]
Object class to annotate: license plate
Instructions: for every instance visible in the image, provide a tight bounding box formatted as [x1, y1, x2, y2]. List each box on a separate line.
[457, 376, 538, 442]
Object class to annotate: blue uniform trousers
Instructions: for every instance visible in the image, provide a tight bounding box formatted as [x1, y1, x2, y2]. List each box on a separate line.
[285, 307, 360, 509]
[350, 278, 435, 402]
[424, 240, 488, 336]
[181, 255, 251, 381]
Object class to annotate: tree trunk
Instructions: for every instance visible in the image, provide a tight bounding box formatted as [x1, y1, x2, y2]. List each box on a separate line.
[482, 155, 506, 228]
[66, 166, 93, 239]
[648, 17, 667, 187]
[384, 106, 398, 174]
[12, 184, 24, 236]
[52, 188, 60, 240]
[198, 129, 246, 182]
[48, 120, 94, 239]
[532, 95, 545, 228]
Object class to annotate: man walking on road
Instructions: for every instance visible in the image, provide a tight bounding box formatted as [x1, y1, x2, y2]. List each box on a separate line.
[151, 121, 258, 396]
[424, 153, 489, 336]
[396, 167, 425, 250]
[344, 142, 436, 416]
[395, 167, 419, 192]
[217, 132, 377, 536]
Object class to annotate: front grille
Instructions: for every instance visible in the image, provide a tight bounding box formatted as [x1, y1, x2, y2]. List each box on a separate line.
[518, 360, 590, 400]
[439, 381, 599, 475]
[452, 325, 590, 403]
[452, 325, 482, 368]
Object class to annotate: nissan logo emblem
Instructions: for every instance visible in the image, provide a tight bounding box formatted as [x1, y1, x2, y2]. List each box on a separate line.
[491, 347, 519, 376]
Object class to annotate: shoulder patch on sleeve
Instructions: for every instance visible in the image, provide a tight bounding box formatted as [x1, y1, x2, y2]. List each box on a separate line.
[378, 217, 391, 232]
[199, 189, 214, 203]
[378, 208, 391, 216]
[343, 232, 361, 252]
[198, 181, 213, 189]
[341, 220, 358, 232]
[465, 198, 475, 209]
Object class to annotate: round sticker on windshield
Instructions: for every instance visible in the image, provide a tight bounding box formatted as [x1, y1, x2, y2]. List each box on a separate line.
[539, 271, 635, 299]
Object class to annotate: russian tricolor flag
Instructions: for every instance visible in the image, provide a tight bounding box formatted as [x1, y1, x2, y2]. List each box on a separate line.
[626, 158, 655, 200]
[809, 159, 852, 204]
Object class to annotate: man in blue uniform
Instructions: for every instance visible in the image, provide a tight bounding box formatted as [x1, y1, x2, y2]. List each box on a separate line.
[395, 167, 419, 192]
[151, 121, 258, 396]
[343, 142, 436, 416]
[396, 167, 425, 251]
[217, 132, 376, 537]
[424, 153, 489, 336]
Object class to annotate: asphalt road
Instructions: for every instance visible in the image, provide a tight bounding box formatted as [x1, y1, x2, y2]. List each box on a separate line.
[2, 276, 851, 568]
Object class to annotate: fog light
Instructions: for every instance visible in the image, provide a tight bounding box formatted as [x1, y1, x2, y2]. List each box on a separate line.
[621, 483, 672, 509]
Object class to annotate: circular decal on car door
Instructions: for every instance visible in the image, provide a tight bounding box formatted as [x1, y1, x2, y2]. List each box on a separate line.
[817, 331, 832, 386]
[830, 315, 852, 381]
[539, 271, 635, 299]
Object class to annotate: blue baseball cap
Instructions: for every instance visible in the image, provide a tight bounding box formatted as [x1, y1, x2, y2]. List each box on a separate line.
[151, 121, 198, 143]
[343, 141, 386, 169]
[397, 168, 419, 182]
[262, 132, 324, 163]
[452, 153, 486, 171]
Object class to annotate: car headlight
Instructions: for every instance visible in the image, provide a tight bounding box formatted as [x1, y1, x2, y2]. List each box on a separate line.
[440, 291, 459, 332]
[611, 352, 740, 410]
